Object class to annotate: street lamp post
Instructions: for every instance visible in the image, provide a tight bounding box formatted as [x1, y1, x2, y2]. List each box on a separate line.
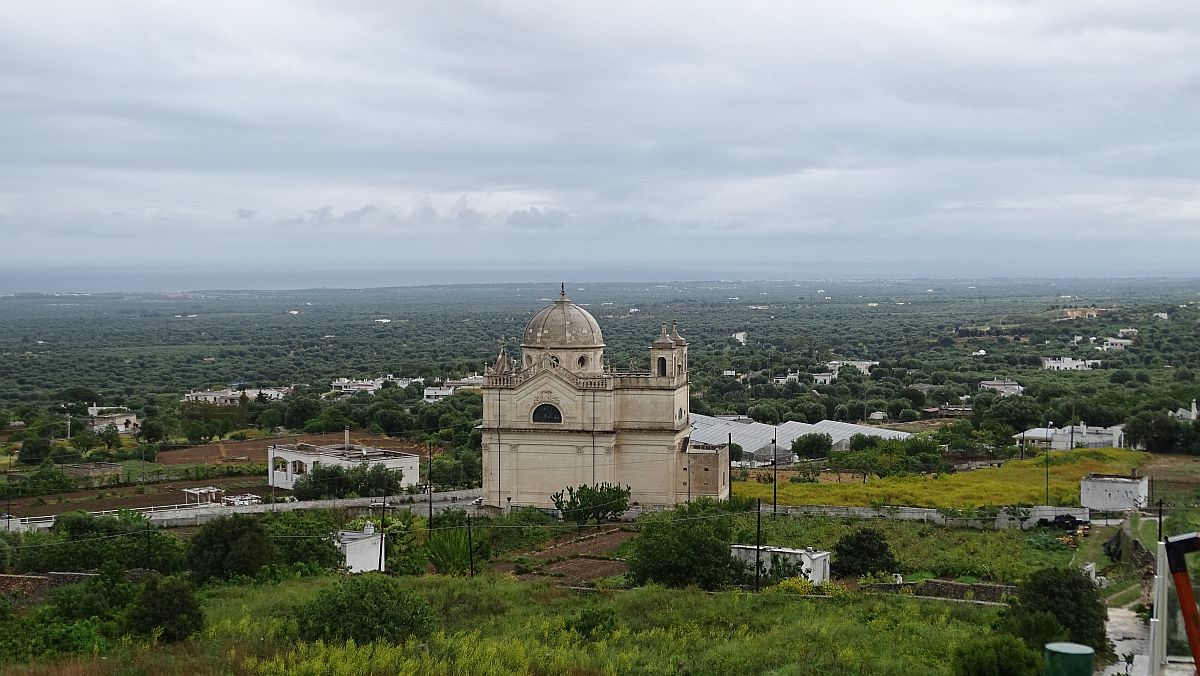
[1045, 421, 1054, 505]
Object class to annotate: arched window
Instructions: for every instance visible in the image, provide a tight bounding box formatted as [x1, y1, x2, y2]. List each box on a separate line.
[657, 356, 667, 377]
[532, 403, 562, 424]
[578, 355, 588, 369]
[525, 354, 532, 367]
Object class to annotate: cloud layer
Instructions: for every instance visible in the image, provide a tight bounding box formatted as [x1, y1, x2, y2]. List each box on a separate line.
[2, 1, 1199, 279]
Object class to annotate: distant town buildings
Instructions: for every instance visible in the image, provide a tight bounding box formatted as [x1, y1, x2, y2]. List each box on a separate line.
[979, 379, 1025, 397]
[1041, 357, 1102, 371]
[329, 375, 423, 396]
[184, 387, 290, 405]
[826, 360, 878, 375]
[1059, 307, 1111, 320]
[268, 441, 420, 491]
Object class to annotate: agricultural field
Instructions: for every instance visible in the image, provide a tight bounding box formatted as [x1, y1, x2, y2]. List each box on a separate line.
[739, 514, 1097, 584]
[16, 575, 1000, 676]
[733, 448, 1146, 509]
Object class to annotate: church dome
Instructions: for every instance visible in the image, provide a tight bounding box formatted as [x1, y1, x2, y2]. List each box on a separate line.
[522, 288, 605, 349]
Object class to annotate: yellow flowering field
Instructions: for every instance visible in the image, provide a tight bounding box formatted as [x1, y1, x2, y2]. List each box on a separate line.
[733, 448, 1147, 508]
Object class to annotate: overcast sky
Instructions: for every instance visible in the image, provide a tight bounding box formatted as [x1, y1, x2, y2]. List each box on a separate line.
[2, 1, 1199, 289]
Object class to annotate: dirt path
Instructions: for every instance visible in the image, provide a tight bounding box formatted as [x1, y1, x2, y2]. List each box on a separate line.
[1100, 602, 1149, 676]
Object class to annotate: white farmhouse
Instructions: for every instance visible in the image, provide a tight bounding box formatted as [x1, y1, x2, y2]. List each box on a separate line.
[1041, 357, 1102, 371]
[979, 379, 1025, 397]
[1080, 474, 1148, 511]
[268, 441, 420, 491]
[730, 545, 831, 584]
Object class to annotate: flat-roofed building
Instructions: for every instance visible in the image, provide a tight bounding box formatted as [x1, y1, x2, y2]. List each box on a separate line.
[268, 441, 420, 491]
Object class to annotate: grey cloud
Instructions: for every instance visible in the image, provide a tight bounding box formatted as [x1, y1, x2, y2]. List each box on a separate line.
[0, 1, 1197, 277]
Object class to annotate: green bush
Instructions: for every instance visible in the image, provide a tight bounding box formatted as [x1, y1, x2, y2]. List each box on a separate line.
[188, 514, 274, 583]
[832, 528, 900, 578]
[1002, 567, 1106, 653]
[628, 499, 741, 590]
[294, 574, 435, 643]
[952, 635, 1042, 676]
[565, 605, 617, 639]
[122, 574, 204, 642]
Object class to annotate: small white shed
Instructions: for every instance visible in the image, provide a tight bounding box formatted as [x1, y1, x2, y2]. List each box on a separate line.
[1080, 474, 1148, 511]
[336, 522, 386, 573]
[730, 545, 831, 584]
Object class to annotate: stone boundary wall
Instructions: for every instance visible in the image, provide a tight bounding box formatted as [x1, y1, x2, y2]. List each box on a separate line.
[863, 580, 1016, 603]
[0, 568, 162, 605]
[619, 504, 1088, 531]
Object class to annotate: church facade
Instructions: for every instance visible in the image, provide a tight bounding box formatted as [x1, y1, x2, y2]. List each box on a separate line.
[481, 289, 729, 509]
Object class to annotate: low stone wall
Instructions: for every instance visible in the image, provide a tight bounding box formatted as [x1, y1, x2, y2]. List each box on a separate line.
[0, 574, 51, 604]
[863, 579, 1016, 603]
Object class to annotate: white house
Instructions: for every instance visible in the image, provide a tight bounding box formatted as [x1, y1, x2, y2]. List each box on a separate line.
[85, 406, 140, 435]
[337, 522, 386, 573]
[812, 372, 834, 385]
[330, 375, 423, 396]
[183, 387, 289, 405]
[1172, 400, 1198, 422]
[979, 379, 1025, 397]
[826, 360, 878, 375]
[1013, 424, 1127, 450]
[1154, 312, 1169, 320]
[1117, 328, 1139, 338]
[268, 441, 420, 491]
[771, 371, 801, 385]
[422, 386, 457, 402]
[1080, 474, 1148, 511]
[1041, 357, 1102, 371]
[1100, 337, 1134, 352]
[729, 545, 831, 584]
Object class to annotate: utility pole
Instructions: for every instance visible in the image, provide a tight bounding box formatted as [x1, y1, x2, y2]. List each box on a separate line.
[1045, 421, 1054, 505]
[1159, 498, 1165, 542]
[467, 514, 475, 577]
[755, 499, 762, 592]
[773, 434, 778, 517]
[65, 413, 71, 441]
[728, 431, 733, 501]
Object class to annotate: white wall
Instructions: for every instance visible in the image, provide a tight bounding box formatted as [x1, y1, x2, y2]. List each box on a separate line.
[1080, 477, 1148, 510]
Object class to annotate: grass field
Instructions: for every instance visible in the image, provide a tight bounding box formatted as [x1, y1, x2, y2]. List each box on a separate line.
[736, 514, 1077, 583]
[733, 449, 1147, 509]
[16, 575, 1000, 676]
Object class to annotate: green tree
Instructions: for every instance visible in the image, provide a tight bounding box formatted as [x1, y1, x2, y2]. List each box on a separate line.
[17, 438, 52, 465]
[628, 499, 740, 590]
[831, 528, 900, 578]
[1007, 567, 1107, 652]
[294, 574, 435, 643]
[70, 429, 101, 454]
[1124, 411, 1182, 452]
[122, 574, 204, 642]
[552, 483, 632, 528]
[135, 419, 166, 443]
[187, 514, 274, 582]
[98, 425, 122, 450]
[791, 433, 833, 459]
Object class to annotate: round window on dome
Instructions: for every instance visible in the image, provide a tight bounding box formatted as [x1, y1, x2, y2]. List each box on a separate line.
[578, 355, 588, 368]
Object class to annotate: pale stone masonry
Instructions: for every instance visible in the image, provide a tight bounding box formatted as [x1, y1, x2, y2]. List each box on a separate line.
[482, 288, 729, 509]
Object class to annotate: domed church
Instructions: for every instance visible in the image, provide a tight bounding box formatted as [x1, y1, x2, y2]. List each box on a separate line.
[482, 286, 730, 509]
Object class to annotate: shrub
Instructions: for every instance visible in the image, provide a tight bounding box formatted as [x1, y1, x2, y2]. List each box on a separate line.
[951, 635, 1042, 676]
[427, 527, 488, 575]
[188, 514, 274, 583]
[628, 499, 741, 590]
[772, 577, 818, 595]
[565, 605, 617, 639]
[832, 528, 900, 578]
[552, 483, 632, 528]
[122, 575, 204, 642]
[1003, 567, 1106, 653]
[294, 574, 435, 643]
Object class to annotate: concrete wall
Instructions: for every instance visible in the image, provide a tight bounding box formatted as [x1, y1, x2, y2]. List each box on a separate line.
[1081, 477, 1148, 510]
[862, 580, 1016, 603]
